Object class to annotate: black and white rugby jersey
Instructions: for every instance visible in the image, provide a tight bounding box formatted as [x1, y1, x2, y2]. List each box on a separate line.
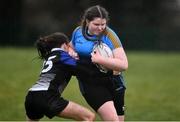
[29, 48, 84, 94]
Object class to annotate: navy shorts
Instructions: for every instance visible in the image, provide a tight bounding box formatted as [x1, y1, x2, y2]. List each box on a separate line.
[25, 91, 69, 120]
[78, 74, 126, 115]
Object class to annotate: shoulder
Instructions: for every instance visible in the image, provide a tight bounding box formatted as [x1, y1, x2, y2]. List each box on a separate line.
[103, 26, 122, 48]
[55, 50, 77, 66]
[72, 26, 82, 35]
[71, 26, 83, 40]
[104, 27, 119, 40]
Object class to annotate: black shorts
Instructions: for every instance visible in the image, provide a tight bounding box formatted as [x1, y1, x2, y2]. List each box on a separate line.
[78, 74, 126, 115]
[25, 91, 69, 120]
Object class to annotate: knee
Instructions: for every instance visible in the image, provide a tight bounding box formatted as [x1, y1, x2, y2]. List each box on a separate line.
[91, 112, 96, 121]
[86, 112, 96, 121]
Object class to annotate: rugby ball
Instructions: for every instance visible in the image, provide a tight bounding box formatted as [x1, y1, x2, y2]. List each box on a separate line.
[93, 42, 113, 73]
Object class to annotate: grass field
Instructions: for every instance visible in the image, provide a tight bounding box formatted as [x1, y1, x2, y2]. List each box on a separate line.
[0, 47, 180, 121]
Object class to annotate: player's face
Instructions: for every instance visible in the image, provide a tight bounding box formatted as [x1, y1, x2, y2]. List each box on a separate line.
[87, 17, 107, 36]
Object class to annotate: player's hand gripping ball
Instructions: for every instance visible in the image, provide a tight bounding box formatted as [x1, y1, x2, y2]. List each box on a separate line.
[92, 42, 113, 73]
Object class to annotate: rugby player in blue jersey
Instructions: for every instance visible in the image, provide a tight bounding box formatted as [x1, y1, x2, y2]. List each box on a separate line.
[24, 32, 95, 121]
[70, 5, 128, 121]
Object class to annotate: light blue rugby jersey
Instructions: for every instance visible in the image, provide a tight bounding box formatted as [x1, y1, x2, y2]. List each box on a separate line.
[71, 26, 122, 58]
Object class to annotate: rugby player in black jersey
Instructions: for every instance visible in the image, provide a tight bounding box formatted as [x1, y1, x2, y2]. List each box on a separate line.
[24, 32, 95, 121]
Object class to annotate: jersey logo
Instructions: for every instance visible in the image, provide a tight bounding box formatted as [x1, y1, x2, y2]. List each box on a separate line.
[76, 39, 83, 44]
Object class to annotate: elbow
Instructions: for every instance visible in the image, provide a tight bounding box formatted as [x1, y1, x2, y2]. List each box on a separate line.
[120, 61, 128, 71]
[123, 59, 128, 70]
[115, 63, 128, 72]
[123, 63, 128, 70]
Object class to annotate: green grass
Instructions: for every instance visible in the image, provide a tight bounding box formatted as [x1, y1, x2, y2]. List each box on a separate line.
[0, 47, 180, 121]
[126, 51, 180, 121]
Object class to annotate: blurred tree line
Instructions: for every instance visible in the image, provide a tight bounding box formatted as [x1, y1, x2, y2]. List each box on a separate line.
[0, 0, 180, 51]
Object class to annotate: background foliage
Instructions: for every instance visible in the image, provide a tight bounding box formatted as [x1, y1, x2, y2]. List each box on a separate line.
[1, 0, 180, 50]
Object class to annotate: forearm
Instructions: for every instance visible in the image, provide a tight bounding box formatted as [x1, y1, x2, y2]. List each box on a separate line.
[97, 57, 128, 71]
[91, 47, 128, 72]
[68, 42, 79, 59]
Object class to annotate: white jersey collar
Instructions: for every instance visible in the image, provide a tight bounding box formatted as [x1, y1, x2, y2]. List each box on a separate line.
[51, 48, 65, 52]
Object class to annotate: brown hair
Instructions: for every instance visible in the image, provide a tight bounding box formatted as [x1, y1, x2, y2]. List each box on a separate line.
[81, 5, 109, 28]
[35, 32, 69, 60]
[80, 5, 109, 41]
